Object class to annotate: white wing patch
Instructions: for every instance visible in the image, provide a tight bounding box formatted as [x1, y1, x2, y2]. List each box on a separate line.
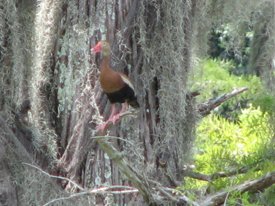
[120, 74, 135, 92]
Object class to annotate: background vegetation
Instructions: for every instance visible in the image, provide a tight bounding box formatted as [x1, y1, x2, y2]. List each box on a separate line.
[186, 59, 275, 204]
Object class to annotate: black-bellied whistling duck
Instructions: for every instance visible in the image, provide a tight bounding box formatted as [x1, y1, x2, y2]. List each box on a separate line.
[91, 40, 139, 130]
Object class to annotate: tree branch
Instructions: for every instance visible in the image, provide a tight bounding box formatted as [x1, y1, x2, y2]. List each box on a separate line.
[182, 164, 260, 182]
[199, 171, 275, 206]
[94, 135, 154, 203]
[198, 87, 248, 116]
[24, 162, 139, 206]
[43, 191, 89, 206]
[27, 146, 275, 206]
[23, 163, 84, 191]
[94, 110, 158, 202]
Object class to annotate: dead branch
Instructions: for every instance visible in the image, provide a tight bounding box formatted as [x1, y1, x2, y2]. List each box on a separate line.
[43, 185, 139, 206]
[91, 135, 143, 160]
[198, 87, 248, 116]
[94, 135, 154, 203]
[24, 162, 139, 206]
[43, 191, 89, 206]
[23, 163, 84, 191]
[209, 166, 260, 181]
[94, 110, 158, 203]
[199, 171, 275, 206]
[182, 164, 260, 182]
[25, 140, 275, 206]
[160, 187, 201, 206]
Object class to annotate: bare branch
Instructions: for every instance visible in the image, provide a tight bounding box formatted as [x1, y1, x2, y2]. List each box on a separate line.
[199, 171, 275, 206]
[94, 135, 154, 203]
[43, 192, 89, 206]
[24, 163, 139, 205]
[161, 187, 201, 206]
[89, 185, 139, 194]
[43, 186, 139, 206]
[182, 164, 260, 182]
[209, 166, 260, 181]
[151, 172, 275, 206]
[23, 163, 84, 191]
[91, 135, 143, 160]
[198, 87, 248, 116]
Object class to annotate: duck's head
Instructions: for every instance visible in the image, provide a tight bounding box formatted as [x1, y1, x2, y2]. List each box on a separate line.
[91, 40, 111, 56]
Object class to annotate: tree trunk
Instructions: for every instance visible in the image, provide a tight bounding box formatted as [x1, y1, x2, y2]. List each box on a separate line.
[0, 0, 198, 205]
[248, 1, 275, 93]
[2, 0, 274, 205]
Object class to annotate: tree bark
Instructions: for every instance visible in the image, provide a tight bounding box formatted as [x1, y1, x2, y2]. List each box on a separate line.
[0, 0, 200, 204]
[0, 117, 19, 206]
[1, 0, 273, 205]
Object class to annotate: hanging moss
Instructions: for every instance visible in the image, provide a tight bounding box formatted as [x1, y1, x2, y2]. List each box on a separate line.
[0, 0, 274, 205]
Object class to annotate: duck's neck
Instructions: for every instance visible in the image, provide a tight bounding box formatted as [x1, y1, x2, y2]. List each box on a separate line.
[100, 55, 113, 73]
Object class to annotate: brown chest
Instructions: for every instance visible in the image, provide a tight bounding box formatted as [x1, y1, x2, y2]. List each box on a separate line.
[100, 70, 125, 93]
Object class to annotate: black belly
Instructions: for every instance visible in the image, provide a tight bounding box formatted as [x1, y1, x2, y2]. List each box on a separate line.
[105, 85, 139, 108]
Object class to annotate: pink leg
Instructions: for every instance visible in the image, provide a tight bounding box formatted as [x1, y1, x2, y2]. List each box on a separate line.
[107, 104, 118, 122]
[108, 103, 129, 124]
[108, 104, 124, 125]
[96, 104, 117, 131]
[96, 122, 108, 132]
[97, 103, 129, 130]
[111, 102, 129, 124]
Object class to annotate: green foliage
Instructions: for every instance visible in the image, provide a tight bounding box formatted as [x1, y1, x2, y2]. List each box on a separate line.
[183, 105, 274, 204]
[208, 24, 253, 75]
[226, 191, 260, 206]
[185, 59, 275, 204]
[191, 59, 265, 120]
[252, 93, 275, 115]
[192, 59, 262, 100]
[194, 106, 271, 187]
[259, 185, 275, 206]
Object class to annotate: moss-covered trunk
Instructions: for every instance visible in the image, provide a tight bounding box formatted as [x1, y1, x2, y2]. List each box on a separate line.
[248, 1, 275, 93]
[0, 0, 198, 205]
